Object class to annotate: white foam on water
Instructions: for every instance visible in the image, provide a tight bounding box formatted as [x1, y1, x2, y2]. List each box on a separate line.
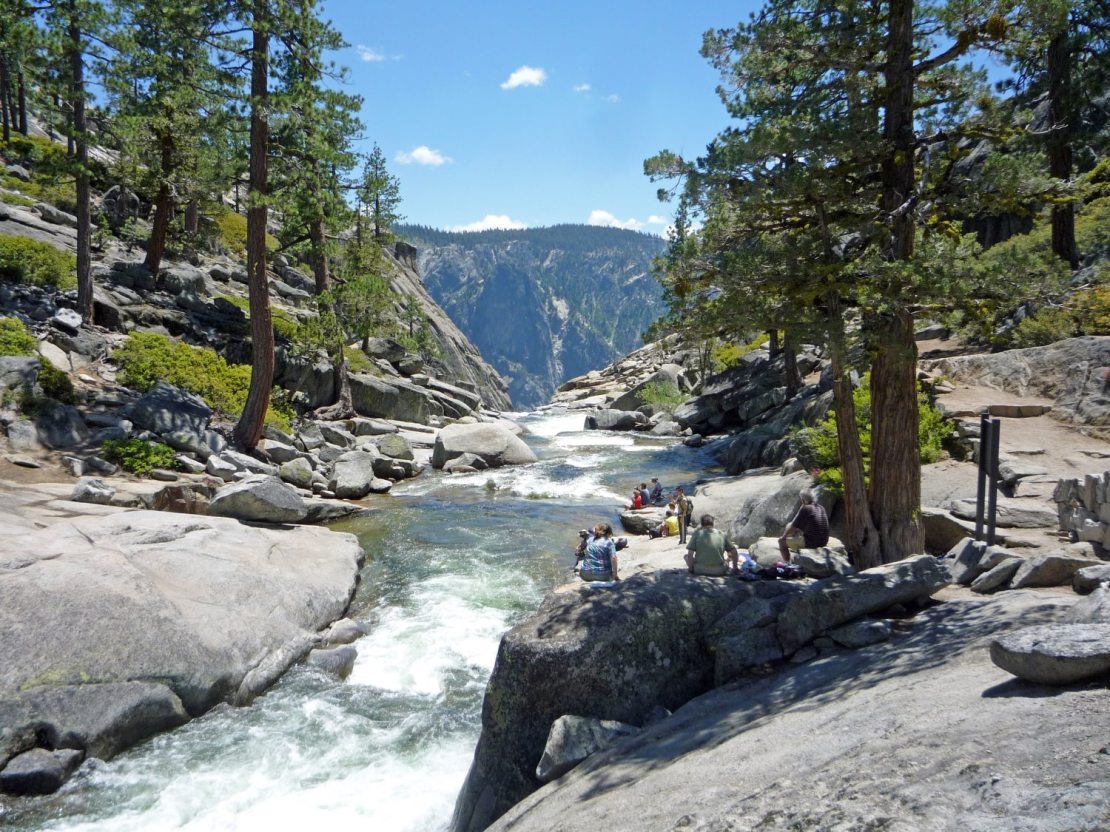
[348, 573, 513, 695]
[517, 411, 587, 439]
[441, 463, 625, 502]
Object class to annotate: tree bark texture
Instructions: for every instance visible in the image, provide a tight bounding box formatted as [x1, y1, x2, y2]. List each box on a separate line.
[1047, 30, 1078, 269]
[868, 311, 923, 561]
[869, 0, 923, 562]
[185, 200, 199, 236]
[16, 69, 26, 134]
[0, 55, 11, 143]
[826, 301, 881, 569]
[782, 329, 801, 397]
[68, 7, 93, 323]
[233, 16, 274, 451]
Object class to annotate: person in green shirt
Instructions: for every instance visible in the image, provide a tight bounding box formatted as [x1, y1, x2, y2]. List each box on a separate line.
[684, 514, 740, 577]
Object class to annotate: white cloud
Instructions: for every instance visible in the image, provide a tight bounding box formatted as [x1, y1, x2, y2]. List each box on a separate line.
[647, 215, 668, 225]
[451, 214, 529, 232]
[501, 66, 547, 90]
[356, 45, 385, 62]
[588, 210, 643, 231]
[395, 146, 452, 166]
[573, 83, 591, 93]
[606, 93, 621, 104]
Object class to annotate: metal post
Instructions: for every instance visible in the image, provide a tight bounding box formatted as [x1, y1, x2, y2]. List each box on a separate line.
[986, 418, 1001, 545]
[975, 413, 990, 540]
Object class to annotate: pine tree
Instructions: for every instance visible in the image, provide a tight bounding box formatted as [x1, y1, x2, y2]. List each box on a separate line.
[649, 0, 1018, 563]
[357, 143, 402, 244]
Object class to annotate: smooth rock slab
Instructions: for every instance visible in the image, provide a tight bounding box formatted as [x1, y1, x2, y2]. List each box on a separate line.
[990, 623, 1110, 685]
[535, 715, 639, 784]
[826, 619, 892, 649]
[0, 748, 84, 795]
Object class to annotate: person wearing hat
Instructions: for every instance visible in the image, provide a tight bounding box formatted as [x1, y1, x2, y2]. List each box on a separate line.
[648, 477, 664, 505]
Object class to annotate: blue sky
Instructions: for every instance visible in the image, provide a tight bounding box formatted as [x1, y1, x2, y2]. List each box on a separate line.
[321, 1, 761, 234]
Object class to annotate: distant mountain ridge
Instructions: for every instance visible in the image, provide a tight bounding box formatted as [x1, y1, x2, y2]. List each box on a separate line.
[398, 223, 667, 409]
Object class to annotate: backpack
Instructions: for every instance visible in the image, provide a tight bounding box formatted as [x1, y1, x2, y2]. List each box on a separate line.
[685, 498, 694, 517]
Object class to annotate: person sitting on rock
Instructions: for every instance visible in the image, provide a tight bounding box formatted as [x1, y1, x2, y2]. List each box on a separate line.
[647, 501, 679, 538]
[778, 488, 829, 562]
[630, 488, 643, 510]
[648, 477, 664, 505]
[685, 513, 740, 577]
[580, 523, 620, 582]
[574, 528, 593, 572]
[638, 482, 652, 507]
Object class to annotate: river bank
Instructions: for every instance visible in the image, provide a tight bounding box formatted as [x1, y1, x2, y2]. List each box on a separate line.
[0, 410, 711, 830]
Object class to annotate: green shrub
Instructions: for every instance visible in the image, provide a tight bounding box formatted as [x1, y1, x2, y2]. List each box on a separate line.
[639, 381, 686, 414]
[792, 374, 950, 495]
[37, 360, 74, 403]
[112, 332, 291, 431]
[0, 316, 36, 356]
[0, 135, 79, 212]
[101, 438, 178, 476]
[0, 235, 76, 289]
[712, 332, 770, 371]
[213, 207, 278, 256]
[1010, 305, 1077, 348]
[344, 345, 375, 374]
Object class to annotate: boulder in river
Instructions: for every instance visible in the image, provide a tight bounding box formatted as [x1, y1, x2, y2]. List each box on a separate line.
[431, 423, 537, 470]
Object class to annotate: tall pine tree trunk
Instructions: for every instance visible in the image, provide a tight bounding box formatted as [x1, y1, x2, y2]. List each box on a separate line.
[68, 8, 92, 323]
[185, 200, 198, 236]
[1047, 30, 1078, 269]
[783, 329, 801, 397]
[309, 157, 330, 295]
[233, 14, 274, 451]
[869, 0, 923, 562]
[143, 133, 175, 275]
[0, 55, 11, 143]
[16, 69, 26, 134]
[826, 299, 881, 569]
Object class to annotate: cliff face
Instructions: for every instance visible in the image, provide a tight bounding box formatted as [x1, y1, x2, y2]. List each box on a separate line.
[401, 225, 667, 409]
[388, 244, 512, 411]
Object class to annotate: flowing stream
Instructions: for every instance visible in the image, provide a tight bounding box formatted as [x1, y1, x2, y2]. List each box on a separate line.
[4, 411, 716, 832]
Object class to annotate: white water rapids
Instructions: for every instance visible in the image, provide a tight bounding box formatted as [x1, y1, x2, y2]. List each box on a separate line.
[3, 411, 715, 832]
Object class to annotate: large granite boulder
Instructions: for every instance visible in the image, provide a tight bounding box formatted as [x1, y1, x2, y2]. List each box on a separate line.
[350, 372, 437, 423]
[124, 382, 212, 436]
[690, 469, 818, 548]
[0, 511, 360, 768]
[583, 409, 650, 431]
[0, 747, 85, 795]
[330, 450, 381, 499]
[207, 475, 308, 523]
[774, 556, 949, 654]
[450, 575, 791, 832]
[432, 423, 537, 470]
[34, 404, 89, 449]
[990, 623, 1110, 684]
[451, 555, 947, 832]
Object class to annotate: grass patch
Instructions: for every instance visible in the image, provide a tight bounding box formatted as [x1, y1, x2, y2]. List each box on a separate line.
[213, 207, 278, 257]
[344, 344, 375, 373]
[0, 234, 76, 289]
[639, 380, 686, 414]
[219, 294, 301, 341]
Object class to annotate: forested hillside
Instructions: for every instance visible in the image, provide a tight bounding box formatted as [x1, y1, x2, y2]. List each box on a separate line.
[398, 224, 666, 408]
[0, 0, 512, 442]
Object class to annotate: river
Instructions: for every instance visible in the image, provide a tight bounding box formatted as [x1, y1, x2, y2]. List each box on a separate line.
[4, 411, 715, 832]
